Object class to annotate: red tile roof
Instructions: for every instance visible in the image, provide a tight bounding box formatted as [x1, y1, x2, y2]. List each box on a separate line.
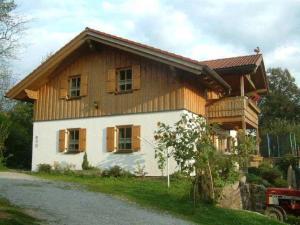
[200, 54, 262, 70]
[87, 27, 262, 71]
[86, 27, 206, 66]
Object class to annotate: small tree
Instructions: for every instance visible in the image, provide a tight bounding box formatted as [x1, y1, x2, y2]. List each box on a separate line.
[234, 131, 256, 171]
[154, 114, 239, 204]
[81, 152, 90, 170]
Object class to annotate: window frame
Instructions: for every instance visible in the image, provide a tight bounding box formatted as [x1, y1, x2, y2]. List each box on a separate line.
[116, 67, 133, 94]
[116, 125, 133, 152]
[68, 75, 81, 99]
[67, 128, 80, 153]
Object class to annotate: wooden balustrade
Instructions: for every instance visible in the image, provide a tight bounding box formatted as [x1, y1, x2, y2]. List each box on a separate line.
[205, 96, 260, 129]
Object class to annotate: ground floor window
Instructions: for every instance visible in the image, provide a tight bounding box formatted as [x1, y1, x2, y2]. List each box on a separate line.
[68, 129, 79, 152]
[117, 126, 132, 151]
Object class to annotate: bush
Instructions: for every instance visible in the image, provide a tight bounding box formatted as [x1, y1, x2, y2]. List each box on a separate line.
[260, 165, 282, 183]
[102, 166, 133, 177]
[273, 178, 288, 187]
[82, 152, 91, 170]
[53, 161, 76, 173]
[247, 162, 285, 187]
[287, 215, 300, 225]
[170, 171, 187, 180]
[37, 163, 52, 173]
[275, 154, 298, 178]
[134, 162, 147, 177]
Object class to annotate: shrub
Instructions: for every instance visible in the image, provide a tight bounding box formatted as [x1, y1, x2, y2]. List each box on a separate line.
[102, 165, 134, 177]
[247, 161, 285, 187]
[260, 165, 282, 183]
[37, 163, 52, 173]
[53, 161, 76, 173]
[82, 152, 90, 170]
[275, 154, 298, 178]
[134, 162, 147, 177]
[170, 171, 187, 180]
[273, 178, 288, 187]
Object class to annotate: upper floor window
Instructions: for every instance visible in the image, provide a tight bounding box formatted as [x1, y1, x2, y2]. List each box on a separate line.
[68, 129, 79, 153]
[69, 76, 81, 98]
[118, 126, 132, 151]
[117, 68, 132, 92]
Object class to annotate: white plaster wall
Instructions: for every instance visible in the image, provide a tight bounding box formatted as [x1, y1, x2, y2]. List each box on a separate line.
[32, 110, 190, 176]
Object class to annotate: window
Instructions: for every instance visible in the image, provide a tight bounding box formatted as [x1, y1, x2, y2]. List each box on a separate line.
[68, 129, 79, 152]
[117, 68, 132, 92]
[118, 126, 132, 150]
[69, 76, 81, 98]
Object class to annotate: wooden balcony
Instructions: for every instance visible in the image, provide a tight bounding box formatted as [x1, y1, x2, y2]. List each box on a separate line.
[205, 96, 260, 130]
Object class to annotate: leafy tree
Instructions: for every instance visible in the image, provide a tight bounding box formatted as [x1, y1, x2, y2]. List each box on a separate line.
[0, 0, 26, 110]
[4, 102, 33, 169]
[154, 114, 240, 203]
[0, 0, 26, 60]
[259, 68, 300, 126]
[0, 112, 10, 166]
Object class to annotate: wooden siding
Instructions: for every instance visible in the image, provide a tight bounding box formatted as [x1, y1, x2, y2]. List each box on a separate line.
[183, 82, 206, 116]
[34, 46, 206, 121]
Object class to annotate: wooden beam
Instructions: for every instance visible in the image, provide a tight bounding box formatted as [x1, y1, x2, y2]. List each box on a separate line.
[246, 89, 268, 96]
[24, 89, 38, 100]
[245, 74, 256, 89]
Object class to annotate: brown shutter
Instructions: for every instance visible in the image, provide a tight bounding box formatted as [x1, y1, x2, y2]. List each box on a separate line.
[59, 129, 66, 152]
[80, 73, 88, 97]
[132, 125, 141, 151]
[132, 65, 141, 90]
[106, 69, 116, 93]
[59, 76, 68, 99]
[79, 128, 86, 152]
[106, 127, 115, 152]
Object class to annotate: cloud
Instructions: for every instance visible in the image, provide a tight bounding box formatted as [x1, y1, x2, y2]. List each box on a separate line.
[13, 0, 300, 84]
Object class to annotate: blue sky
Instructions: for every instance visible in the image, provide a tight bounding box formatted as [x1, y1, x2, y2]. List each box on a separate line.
[14, 0, 300, 83]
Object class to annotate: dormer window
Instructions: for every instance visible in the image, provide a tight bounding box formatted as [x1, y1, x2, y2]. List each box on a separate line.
[69, 76, 81, 98]
[117, 68, 132, 92]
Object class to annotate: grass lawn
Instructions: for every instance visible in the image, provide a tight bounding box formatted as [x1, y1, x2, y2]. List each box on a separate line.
[0, 198, 40, 225]
[35, 172, 285, 225]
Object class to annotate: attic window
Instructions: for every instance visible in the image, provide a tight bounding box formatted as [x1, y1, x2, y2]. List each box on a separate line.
[117, 68, 132, 92]
[69, 76, 81, 98]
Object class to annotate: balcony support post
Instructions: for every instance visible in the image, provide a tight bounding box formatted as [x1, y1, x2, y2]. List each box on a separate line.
[240, 75, 245, 96]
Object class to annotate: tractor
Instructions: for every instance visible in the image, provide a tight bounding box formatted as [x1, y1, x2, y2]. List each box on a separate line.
[265, 187, 300, 221]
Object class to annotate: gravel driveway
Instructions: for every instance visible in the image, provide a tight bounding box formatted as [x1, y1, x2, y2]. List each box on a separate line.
[0, 172, 193, 225]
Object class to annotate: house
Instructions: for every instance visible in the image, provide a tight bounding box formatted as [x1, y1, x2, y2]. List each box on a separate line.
[6, 28, 268, 175]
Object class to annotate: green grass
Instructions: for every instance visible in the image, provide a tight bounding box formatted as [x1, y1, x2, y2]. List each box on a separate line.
[35, 172, 285, 225]
[0, 198, 40, 225]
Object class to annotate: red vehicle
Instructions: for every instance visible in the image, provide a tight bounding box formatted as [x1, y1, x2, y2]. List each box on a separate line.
[265, 187, 300, 221]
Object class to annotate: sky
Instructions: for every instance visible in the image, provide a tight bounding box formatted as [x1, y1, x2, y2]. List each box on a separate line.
[13, 0, 300, 84]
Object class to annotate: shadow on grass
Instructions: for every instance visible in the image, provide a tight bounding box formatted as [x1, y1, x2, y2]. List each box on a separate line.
[0, 198, 40, 225]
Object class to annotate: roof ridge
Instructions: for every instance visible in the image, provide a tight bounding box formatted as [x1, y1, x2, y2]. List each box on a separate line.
[85, 27, 204, 66]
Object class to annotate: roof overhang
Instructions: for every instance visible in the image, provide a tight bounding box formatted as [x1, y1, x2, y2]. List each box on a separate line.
[6, 28, 231, 100]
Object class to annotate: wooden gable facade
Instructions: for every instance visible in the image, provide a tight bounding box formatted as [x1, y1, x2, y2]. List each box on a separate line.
[33, 44, 207, 121]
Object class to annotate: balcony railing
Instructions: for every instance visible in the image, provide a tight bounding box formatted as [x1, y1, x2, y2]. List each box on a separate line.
[205, 96, 260, 128]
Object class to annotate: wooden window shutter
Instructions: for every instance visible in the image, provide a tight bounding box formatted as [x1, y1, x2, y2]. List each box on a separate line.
[80, 73, 88, 97]
[79, 128, 86, 152]
[106, 69, 116, 93]
[106, 127, 115, 152]
[59, 76, 68, 99]
[132, 125, 141, 151]
[59, 129, 66, 152]
[132, 65, 141, 90]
